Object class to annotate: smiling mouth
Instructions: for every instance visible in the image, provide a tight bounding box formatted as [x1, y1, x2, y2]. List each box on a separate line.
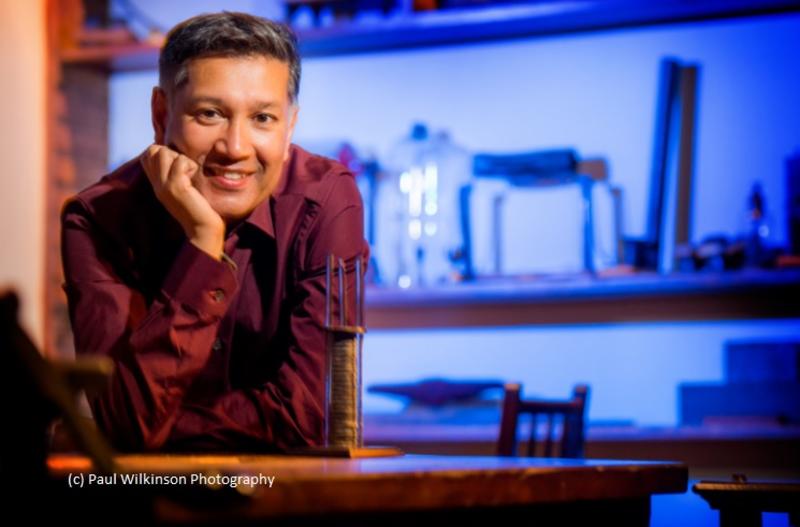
[204, 166, 254, 189]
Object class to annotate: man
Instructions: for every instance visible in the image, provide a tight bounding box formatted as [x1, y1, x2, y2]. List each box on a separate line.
[61, 12, 367, 452]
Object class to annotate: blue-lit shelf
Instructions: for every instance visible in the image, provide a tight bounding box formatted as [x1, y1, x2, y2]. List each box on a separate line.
[363, 418, 800, 470]
[61, 0, 800, 69]
[296, 0, 800, 57]
[365, 269, 800, 328]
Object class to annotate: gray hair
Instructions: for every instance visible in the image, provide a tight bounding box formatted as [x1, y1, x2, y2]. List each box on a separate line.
[158, 12, 301, 104]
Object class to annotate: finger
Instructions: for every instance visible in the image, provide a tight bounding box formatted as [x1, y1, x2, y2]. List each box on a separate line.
[176, 154, 199, 178]
[166, 155, 196, 194]
[141, 144, 161, 162]
[190, 154, 207, 185]
[139, 144, 160, 176]
[155, 147, 179, 187]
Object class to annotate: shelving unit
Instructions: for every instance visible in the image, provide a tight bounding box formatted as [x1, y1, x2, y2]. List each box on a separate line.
[366, 269, 800, 328]
[59, 0, 800, 70]
[44, 0, 800, 356]
[293, 0, 800, 57]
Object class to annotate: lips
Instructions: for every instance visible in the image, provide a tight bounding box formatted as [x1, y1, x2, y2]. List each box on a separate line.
[204, 166, 253, 190]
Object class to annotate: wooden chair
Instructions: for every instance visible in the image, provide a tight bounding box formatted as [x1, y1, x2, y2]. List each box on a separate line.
[0, 289, 116, 480]
[497, 383, 589, 458]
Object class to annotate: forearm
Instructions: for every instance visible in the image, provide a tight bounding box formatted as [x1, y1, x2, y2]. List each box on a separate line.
[63, 206, 238, 450]
[166, 253, 365, 452]
[89, 283, 229, 450]
[168, 379, 324, 452]
[166, 303, 329, 451]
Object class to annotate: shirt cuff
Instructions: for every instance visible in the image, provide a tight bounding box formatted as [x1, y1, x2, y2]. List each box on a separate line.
[161, 241, 237, 318]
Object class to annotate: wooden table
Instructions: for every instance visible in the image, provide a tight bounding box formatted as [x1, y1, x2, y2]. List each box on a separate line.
[47, 454, 687, 526]
[693, 479, 800, 527]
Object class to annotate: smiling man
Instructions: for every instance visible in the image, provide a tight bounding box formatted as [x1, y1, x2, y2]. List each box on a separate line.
[60, 13, 367, 452]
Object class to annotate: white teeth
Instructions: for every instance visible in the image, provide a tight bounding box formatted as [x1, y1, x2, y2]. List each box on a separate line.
[222, 172, 244, 181]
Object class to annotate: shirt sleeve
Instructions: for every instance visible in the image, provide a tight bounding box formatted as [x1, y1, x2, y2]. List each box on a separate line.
[166, 174, 369, 452]
[61, 199, 238, 451]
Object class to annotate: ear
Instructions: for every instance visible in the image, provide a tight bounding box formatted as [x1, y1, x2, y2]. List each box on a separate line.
[283, 105, 299, 162]
[151, 87, 168, 145]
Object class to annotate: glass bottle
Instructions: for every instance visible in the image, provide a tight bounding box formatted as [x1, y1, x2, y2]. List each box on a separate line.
[376, 124, 472, 288]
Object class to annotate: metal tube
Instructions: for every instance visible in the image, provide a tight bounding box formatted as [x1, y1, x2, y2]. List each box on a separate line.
[325, 254, 333, 328]
[338, 257, 346, 327]
[355, 256, 362, 328]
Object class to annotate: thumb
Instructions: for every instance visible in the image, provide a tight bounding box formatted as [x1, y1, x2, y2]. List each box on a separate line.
[176, 154, 200, 177]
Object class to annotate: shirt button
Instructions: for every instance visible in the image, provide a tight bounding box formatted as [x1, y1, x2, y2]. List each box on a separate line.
[212, 339, 223, 352]
[211, 289, 225, 302]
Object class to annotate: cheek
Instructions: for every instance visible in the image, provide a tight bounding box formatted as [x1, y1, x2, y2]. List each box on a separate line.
[268, 129, 293, 162]
[165, 114, 189, 139]
[164, 119, 187, 149]
[173, 122, 217, 155]
[254, 134, 287, 163]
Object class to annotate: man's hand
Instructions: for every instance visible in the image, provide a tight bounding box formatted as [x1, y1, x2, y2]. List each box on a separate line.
[140, 145, 225, 260]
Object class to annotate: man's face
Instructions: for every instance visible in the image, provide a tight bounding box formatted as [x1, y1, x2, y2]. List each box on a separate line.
[152, 55, 298, 224]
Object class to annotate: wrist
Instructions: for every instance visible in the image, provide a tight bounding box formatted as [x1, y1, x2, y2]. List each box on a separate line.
[188, 223, 225, 261]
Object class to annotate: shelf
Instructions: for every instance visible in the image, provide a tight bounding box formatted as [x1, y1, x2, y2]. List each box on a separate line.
[363, 419, 800, 470]
[365, 269, 800, 328]
[60, 42, 159, 71]
[296, 0, 800, 57]
[59, 0, 800, 70]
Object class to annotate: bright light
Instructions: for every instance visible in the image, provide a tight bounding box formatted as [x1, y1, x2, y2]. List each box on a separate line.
[399, 171, 411, 193]
[409, 219, 422, 239]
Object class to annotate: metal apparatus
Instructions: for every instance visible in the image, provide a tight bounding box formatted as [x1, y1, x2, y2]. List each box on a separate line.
[291, 254, 401, 458]
[324, 254, 365, 448]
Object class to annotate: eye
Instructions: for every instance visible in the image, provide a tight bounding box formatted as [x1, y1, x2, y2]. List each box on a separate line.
[254, 113, 275, 125]
[196, 108, 222, 123]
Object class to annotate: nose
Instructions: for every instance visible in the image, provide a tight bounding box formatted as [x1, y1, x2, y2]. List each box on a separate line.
[214, 116, 252, 161]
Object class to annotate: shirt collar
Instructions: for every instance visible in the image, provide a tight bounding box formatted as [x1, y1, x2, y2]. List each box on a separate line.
[242, 194, 275, 238]
[229, 148, 310, 239]
[242, 156, 294, 238]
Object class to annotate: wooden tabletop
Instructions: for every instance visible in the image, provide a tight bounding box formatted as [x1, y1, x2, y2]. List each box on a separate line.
[49, 454, 687, 523]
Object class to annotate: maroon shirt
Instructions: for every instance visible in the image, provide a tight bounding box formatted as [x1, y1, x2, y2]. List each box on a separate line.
[61, 145, 367, 452]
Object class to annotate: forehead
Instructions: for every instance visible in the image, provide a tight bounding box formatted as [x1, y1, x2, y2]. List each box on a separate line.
[177, 55, 291, 104]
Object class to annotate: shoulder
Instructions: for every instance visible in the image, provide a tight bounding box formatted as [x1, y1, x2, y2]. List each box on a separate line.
[280, 144, 362, 210]
[64, 158, 148, 211]
[61, 158, 163, 236]
[280, 146, 368, 273]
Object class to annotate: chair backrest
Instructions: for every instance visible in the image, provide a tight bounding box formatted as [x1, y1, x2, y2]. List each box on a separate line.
[0, 289, 116, 479]
[497, 383, 589, 458]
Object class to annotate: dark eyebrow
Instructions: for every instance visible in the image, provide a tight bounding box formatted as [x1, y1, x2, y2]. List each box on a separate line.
[187, 96, 278, 111]
[187, 96, 225, 106]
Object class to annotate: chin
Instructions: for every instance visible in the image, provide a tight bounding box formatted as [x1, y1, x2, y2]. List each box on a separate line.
[217, 207, 250, 225]
[207, 195, 254, 224]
